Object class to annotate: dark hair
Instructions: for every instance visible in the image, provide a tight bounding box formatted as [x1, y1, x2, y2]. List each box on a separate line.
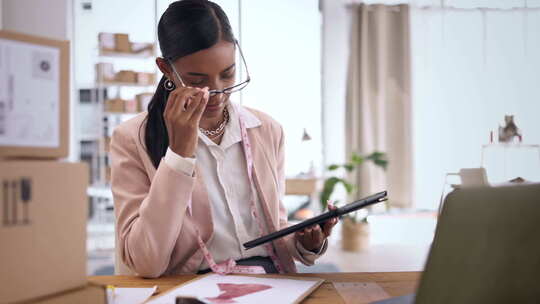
[142, 0, 235, 168]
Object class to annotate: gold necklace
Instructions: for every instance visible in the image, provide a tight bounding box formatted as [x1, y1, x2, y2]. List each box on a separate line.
[200, 108, 229, 138]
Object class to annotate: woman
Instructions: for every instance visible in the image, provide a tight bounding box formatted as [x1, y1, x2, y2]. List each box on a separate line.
[110, 0, 337, 278]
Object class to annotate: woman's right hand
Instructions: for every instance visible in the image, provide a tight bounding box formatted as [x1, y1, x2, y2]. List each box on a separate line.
[163, 86, 209, 158]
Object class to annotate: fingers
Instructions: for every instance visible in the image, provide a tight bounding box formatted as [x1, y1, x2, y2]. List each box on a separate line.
[165, 87, 196, 121]
[327, 201, 337, 210]
[189, 88, 209, 121]
[162, 86, 208, 159]
[297, 225, 325, 251]
[323, 218, 338, 237]
[311, 225, 324, 247]
[164, 87, 207, 129]
[296, 227, 313, 250]
[184, 87, 206, 115]
[164, 89, 180, 121]
[321, 202, 339, 237]
[175, 87, 203, 113]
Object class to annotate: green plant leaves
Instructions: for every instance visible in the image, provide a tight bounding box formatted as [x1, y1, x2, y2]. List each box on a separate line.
[320, 177, 353, 210]
[320, 151, 388, 210]
[366, 152, 388, 170]
[343, 163, 355, 172]
[327, 164, 340, 171]
[351, 153, 364, 165]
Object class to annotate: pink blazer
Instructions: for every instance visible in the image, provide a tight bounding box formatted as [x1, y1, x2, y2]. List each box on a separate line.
[110, 107, 309, 277]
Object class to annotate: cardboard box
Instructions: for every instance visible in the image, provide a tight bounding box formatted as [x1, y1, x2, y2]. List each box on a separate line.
[114, 33, 131, 52]
[131, 42, 154, 56]
[31, 284, 107, 304]
[136, 93, 153, 112]
[0, 161, 89, 303]
[136, 72, 156, 85]
[95, 62, 116, 82]
[97, 32, 115, 52]
[124, 99, 139, 113]
[104, 98, 125, 113]
[115, 70, 137, 83]
[99, 33, 154, 56]
[0, 30, 70, 159]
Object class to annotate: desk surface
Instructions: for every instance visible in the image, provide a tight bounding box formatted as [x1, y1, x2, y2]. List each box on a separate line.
[89, 272, 420, 303]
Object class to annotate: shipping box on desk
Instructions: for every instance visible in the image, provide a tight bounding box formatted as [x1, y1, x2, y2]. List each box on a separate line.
[0, 30, 70, 159]
[0, 161, 89, 304]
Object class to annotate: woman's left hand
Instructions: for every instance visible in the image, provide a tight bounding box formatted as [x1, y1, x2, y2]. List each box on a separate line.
[295, 204, 339, 252]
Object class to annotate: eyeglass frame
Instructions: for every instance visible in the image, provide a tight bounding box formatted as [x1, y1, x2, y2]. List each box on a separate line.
[166, 39, 251, 97]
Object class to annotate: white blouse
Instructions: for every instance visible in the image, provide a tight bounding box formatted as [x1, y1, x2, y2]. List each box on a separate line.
[163, 103, 326, 271]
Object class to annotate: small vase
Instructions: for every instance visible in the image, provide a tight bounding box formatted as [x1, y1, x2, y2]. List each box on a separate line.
[341, 217, 370, 252]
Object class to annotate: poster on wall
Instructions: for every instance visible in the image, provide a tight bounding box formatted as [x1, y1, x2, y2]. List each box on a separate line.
[0, 30, 69, 158]
[146, 273, 324, 304]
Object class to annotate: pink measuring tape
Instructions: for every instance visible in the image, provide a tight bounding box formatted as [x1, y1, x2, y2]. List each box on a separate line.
[194, 104, 284, 275]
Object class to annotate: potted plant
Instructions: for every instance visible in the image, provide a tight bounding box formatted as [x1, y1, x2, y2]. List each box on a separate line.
[320, 152, 388, 251]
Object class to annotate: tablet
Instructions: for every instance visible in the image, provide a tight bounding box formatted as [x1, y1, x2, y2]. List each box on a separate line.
[243, 191, 387, 250]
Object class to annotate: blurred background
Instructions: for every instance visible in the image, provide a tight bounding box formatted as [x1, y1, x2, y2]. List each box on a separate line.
[1, 0, 539, 275]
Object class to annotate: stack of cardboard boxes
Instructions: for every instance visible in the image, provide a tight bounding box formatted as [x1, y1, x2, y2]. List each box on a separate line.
[95, 63, 156, 86]
[98, 32, 154, 56]
[0, 31, 106, 303]
[95, 32, 157, 88]
[104, 93, 154, 114]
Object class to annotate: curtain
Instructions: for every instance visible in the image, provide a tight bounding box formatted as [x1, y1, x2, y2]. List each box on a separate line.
[346, 4, 413, 208]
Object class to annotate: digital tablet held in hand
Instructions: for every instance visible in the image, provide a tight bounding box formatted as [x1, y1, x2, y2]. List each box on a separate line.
[243, 190, 388, 250]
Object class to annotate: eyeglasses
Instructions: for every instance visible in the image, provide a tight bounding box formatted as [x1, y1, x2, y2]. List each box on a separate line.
[167, 39, 251, 97]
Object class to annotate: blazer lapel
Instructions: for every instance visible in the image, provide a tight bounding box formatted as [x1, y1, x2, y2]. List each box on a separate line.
[248, 130, 279, 226]
[249, 129, 297, 273]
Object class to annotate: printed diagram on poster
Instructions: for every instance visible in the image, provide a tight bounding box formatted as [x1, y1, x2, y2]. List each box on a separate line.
[146, 274, 324, 304]
[0, 38, 60, 147]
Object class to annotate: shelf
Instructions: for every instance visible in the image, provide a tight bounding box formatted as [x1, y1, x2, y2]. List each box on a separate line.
[104, 111, 139, 116]
[482, 143, 540, 149]
[100, 81, 156, 87]
[79, 135, 100, 142]
[87, 184, 113, 200]
[99, 50, 154, 59]
[103, 112, 139, 122]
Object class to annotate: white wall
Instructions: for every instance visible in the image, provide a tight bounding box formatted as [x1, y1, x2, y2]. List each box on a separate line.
[411, 7, 540, 209]
[240, 0, 322, 176]
[321, 0, 350, 168]
[2, 0, 69, 40]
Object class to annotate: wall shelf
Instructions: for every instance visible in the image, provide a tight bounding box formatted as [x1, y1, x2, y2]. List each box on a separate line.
[100, 81, 156, 87]
[99, 50, 154, 59]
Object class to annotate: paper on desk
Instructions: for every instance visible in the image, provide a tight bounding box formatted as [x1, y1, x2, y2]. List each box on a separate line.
[333, 282, 390, 304]
[146, 274, 322, 304]
[110, 286, 157, 304]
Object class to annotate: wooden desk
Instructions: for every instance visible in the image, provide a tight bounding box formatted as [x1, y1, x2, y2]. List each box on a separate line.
[89, 272, 420, 303]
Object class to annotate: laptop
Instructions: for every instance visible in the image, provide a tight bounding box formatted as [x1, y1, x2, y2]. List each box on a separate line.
[374, 183, 540, 303]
